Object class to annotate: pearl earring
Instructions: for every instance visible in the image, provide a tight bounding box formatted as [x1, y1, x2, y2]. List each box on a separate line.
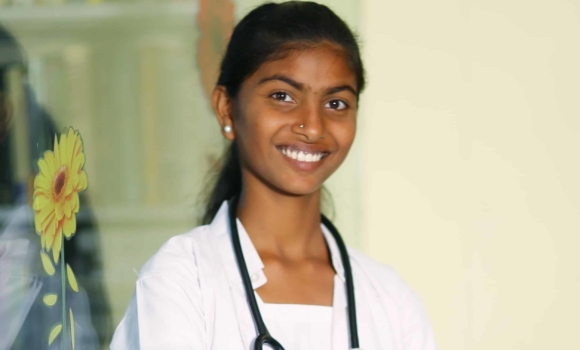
[224, 125, 232, 132]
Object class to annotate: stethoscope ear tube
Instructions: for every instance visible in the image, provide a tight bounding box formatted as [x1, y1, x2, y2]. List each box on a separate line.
[320, 214, 360, 349]
[227, 196, 272, 336]
[228, 196, 286, 350]
[227, 195, 359, 350]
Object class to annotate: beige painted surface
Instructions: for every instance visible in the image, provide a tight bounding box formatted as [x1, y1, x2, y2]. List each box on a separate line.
[360, 0, 580, 349]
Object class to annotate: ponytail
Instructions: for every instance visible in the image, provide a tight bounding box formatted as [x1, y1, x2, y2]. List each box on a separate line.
[201, 142, 241, 225]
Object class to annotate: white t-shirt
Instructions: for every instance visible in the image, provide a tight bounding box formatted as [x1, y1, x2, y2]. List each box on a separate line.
[110, 200, 439, 350]
[256, 291, 333, 350]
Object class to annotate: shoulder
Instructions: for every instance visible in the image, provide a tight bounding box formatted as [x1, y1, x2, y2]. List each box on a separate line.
[347, 249, 439, 348]
[136, 224, 213, 283]
[112, 226, 214, 349]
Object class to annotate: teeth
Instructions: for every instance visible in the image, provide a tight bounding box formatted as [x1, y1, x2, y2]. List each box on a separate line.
[280, 147, 324, 162]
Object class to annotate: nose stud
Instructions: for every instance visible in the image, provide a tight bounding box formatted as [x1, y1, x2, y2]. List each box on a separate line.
[299, 124, 304, 128]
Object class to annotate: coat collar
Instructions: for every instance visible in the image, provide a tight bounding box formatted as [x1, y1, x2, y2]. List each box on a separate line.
[209, 199, 347, 291]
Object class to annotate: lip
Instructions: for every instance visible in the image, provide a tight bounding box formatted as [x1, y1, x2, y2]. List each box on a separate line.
[276, 144, 330, 173]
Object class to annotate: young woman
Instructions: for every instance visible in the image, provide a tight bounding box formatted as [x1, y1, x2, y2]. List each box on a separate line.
[111, 2, 438, 349]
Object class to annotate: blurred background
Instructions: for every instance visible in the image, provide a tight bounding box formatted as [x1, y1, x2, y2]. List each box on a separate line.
[0, 0, 578, 349]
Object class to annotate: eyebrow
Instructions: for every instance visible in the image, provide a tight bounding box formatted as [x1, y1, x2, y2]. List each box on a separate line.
[257, 74, 358, 97]
[325, 85, 358, 97]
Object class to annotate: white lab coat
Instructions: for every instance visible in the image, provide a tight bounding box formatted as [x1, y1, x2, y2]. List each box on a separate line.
[110, 200, 439, 350]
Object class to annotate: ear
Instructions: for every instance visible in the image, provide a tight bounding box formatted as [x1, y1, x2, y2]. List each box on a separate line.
[212, 85, 235, 141]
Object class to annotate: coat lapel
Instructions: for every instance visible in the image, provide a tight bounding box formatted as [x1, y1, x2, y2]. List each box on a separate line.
[210, 200, 268, 349]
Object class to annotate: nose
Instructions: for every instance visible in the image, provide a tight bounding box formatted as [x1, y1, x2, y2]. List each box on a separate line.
[293, 103, 326, 141]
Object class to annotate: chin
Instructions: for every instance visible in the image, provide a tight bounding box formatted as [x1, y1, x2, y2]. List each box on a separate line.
[276, 179, 323, 197]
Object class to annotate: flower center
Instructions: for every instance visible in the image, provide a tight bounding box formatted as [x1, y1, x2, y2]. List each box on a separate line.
[53, 166, 68, 200]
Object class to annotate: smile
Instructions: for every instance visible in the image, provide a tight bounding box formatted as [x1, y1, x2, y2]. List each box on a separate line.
[278, 146, 327, 163]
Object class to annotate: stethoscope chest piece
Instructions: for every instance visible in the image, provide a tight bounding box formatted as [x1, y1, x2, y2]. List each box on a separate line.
[253, 334, 285, 350]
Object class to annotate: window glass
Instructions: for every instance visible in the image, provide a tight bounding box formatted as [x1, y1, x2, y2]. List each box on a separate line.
[0, 0, 360, 348]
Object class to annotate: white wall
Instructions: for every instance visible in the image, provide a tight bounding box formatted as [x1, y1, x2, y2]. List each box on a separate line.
[359, 0, 580, 349]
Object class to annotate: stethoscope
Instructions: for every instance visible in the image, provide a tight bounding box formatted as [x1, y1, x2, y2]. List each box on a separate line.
[227, 195, 361, 350]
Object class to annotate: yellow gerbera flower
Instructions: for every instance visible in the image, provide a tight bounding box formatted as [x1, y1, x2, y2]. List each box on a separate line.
[33, 128, 87, 263]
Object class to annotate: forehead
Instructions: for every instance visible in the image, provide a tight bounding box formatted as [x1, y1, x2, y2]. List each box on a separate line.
[246, 45, 357, 90]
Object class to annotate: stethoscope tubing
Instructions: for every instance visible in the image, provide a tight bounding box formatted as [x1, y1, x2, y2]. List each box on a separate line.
[321, 214, 360, 348]
[227, 195, 360, 349]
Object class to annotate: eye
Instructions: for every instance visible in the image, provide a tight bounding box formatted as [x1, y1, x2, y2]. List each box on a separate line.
[325, 99, 348, 110]
[270, 92, 295, 103]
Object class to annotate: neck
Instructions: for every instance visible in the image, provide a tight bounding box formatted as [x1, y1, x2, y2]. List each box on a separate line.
[236, 184, 325, 260]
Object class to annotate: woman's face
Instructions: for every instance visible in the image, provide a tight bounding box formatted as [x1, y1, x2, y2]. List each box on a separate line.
[221, 44, 358, 196]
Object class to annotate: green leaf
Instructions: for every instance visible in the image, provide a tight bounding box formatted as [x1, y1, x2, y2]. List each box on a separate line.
[66, 264, 79, 292]
[48, 323, 62, 345]
[40, 251, 55, 276]
[70, 309, 75, 350]
[42, 293, 57, 307]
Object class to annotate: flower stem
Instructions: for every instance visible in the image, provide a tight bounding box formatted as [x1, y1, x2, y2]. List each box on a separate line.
[61, 235, 68, 350]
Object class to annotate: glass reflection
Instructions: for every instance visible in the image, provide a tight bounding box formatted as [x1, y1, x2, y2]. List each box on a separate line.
[0, 25, 111, 350]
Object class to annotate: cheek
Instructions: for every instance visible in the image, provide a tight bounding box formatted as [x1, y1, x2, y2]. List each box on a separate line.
[332, 119, 357, 154]
[236, 106, 283, 157]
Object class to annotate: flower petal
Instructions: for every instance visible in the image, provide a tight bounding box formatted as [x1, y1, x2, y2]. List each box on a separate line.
[40, 211, 55, 232]
[35, 218, 42, 234]
[72, 134, 82, 158]
[68, 129, 77, 167]
[40, 251, 55, 276]
[72, 193, 80, 213]
[63, 196, 73, 218]
[67, 264, 79, 292]
[48, 323, 62, 346]
[64, 176, 74, 197]
[63, 215, 76, 238]
[76, 171, 87, 192]
[42, 200, 55, 217]
[37, 159, 51, 178]
[43, 293, 58, 307]
[34, 208, 45, 231]
[60, 133, 68, 166]
[52, 228, 62, 264]
[33, 194, 49, 211]
[45, 217, 56, 250]
[33, 187, 50, 198]
[34, 205, 52, 233]
[45, 150, 57, 174]
[72, 153, 85, 173]
[55, 202, 64, 221]
[69, 171, 79, 190]
[34, 175, 50, 192]
[69, 129, 78, 156]
[70, 309, 75, 350]
[53, 136, 60, 165]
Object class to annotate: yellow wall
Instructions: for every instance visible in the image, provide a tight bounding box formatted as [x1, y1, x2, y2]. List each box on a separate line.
[359, 0, 580, 349]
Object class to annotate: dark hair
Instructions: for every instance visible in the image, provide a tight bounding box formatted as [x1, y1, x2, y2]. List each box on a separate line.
[201, 1, 365, 225]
